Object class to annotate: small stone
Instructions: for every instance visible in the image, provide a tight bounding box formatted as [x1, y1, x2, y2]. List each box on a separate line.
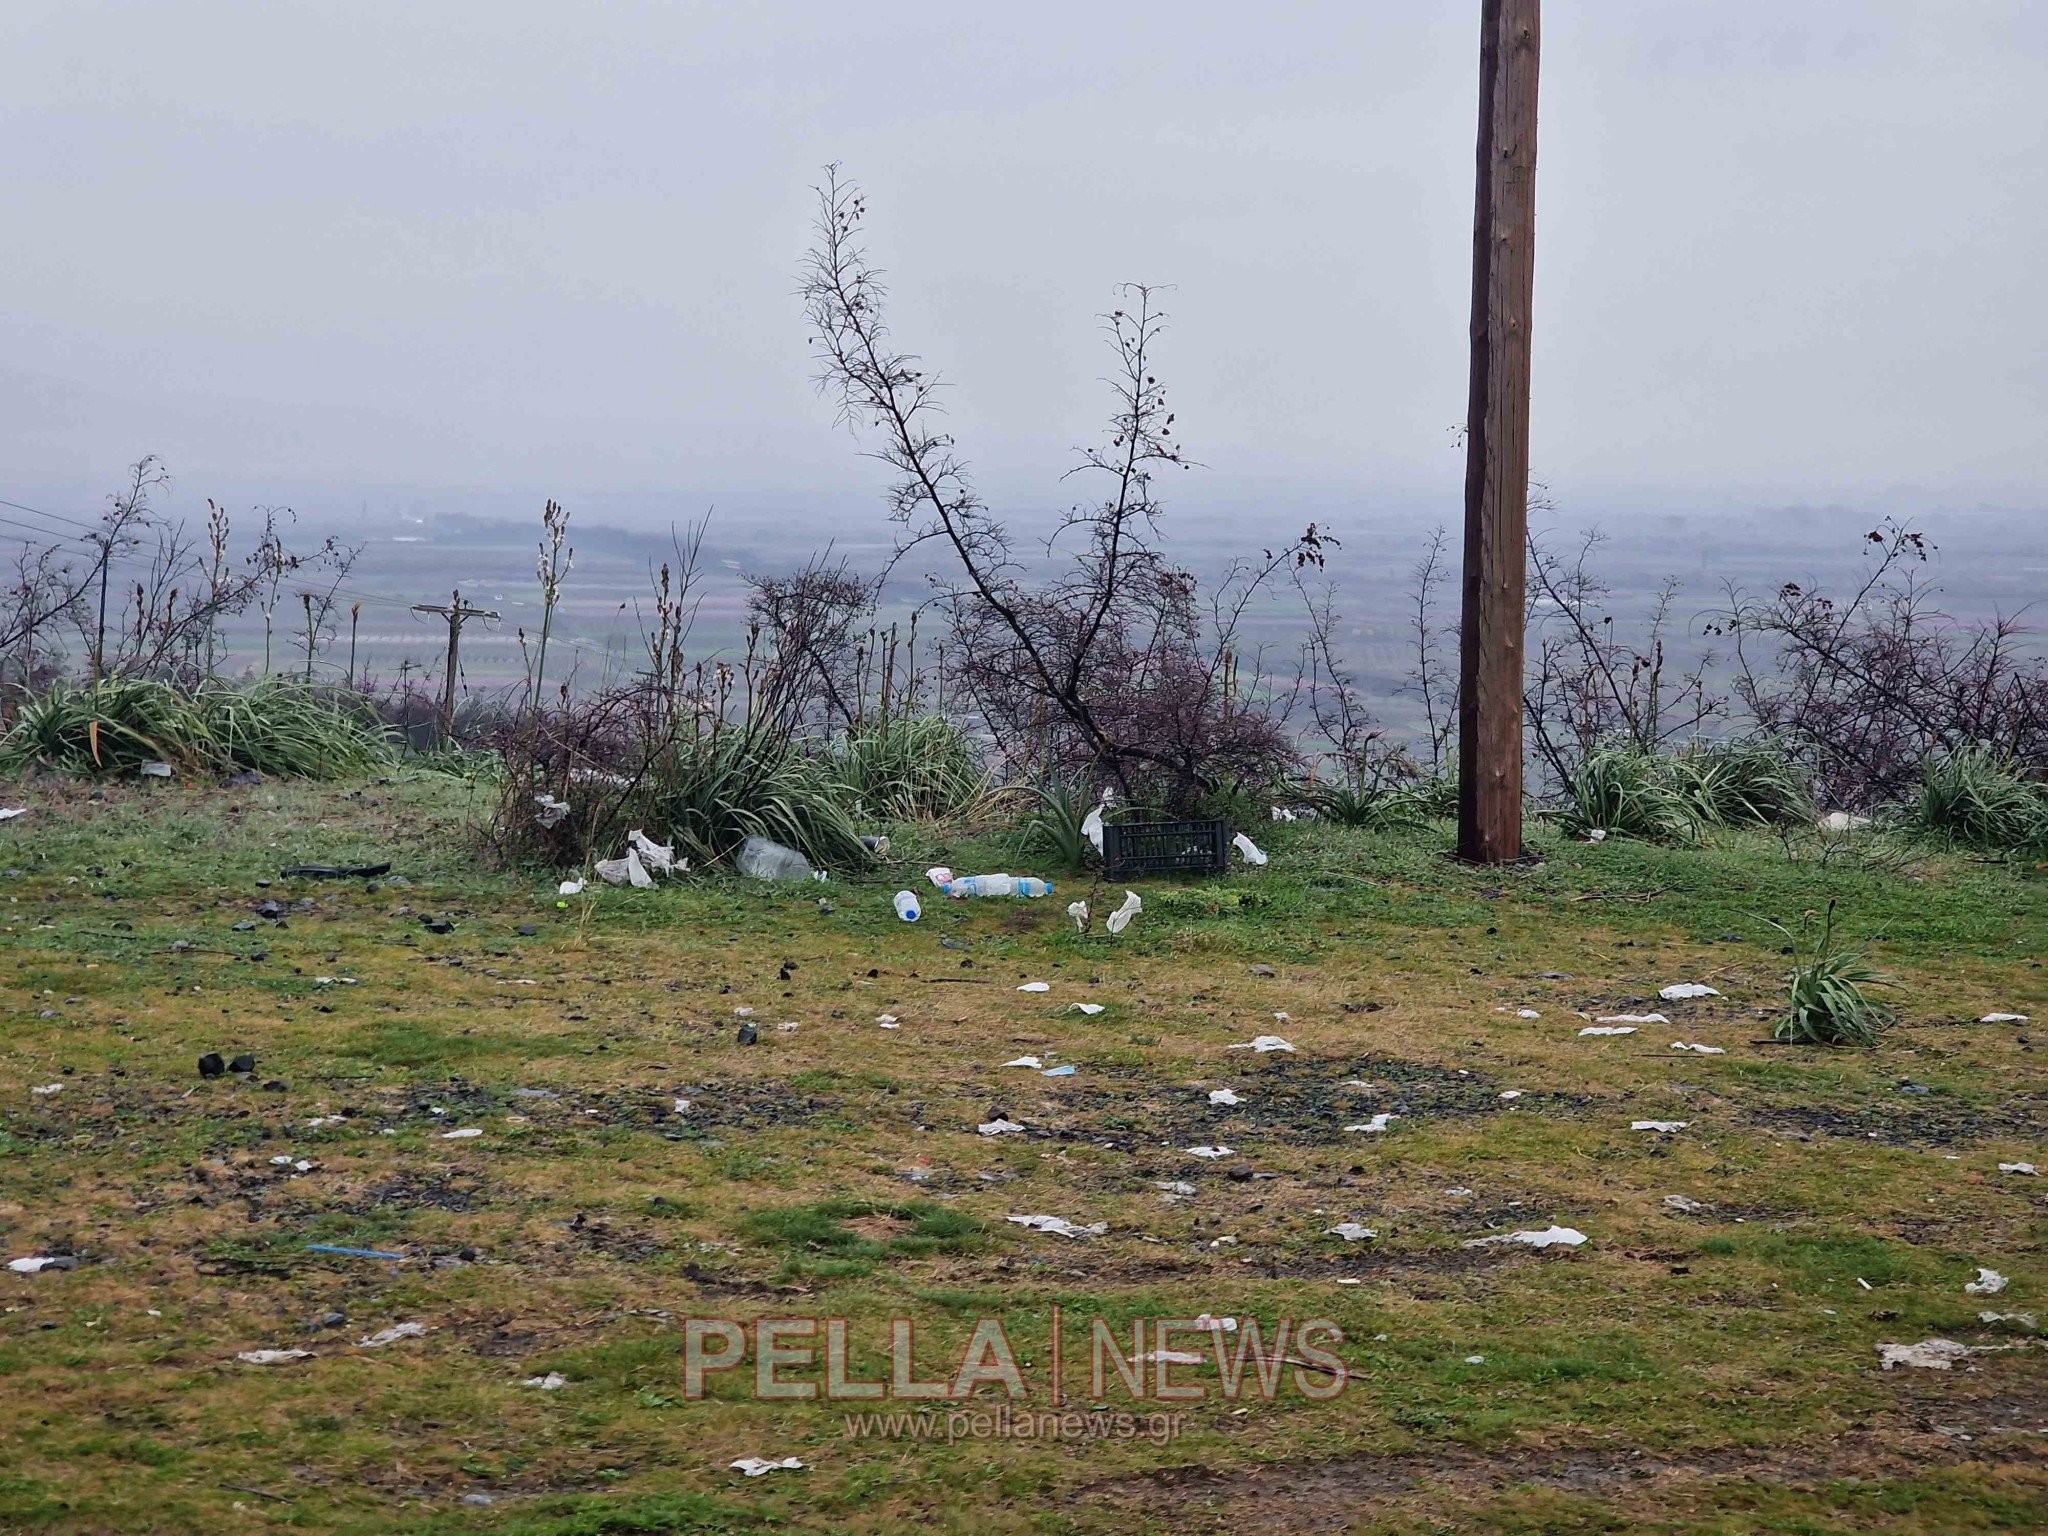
[737, 1022, 758, 1046]
[198, 1053, 226, 1079]
[1226, 1163, 1255, 1182]
[517, 924, 538, 937]
[229, 1053, 257, 1074]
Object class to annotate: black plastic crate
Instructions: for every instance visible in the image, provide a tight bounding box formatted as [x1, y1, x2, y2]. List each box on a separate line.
[1100, 817, 1231, 880]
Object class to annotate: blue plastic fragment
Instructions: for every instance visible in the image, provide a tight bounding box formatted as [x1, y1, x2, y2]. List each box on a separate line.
[1041, 1065, 1077, 1077]
[305, 1243, 406, 1260]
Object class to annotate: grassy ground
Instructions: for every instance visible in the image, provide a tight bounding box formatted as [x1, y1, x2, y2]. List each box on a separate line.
[0, 773, 2041, 1535]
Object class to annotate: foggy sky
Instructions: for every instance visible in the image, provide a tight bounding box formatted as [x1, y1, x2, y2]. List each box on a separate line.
[3, 1, 2043, 528]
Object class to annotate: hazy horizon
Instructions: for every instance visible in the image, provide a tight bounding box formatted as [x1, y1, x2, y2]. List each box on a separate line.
[3, 1, 2044, 539]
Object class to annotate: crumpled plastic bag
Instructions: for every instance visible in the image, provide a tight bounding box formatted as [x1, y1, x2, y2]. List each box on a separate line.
[627, 829, 682, 875]
[1233, 832, 1268, 866]
[533, 793, 571, 828]
[1105, 890, 1141, 935]
[595, 848, 654, 888]
[1081, 805, 1104, 854]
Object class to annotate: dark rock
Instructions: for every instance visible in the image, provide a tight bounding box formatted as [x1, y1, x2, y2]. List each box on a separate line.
[262, 1079, 288, 1092]
[1226, 1163, 1255, 1182]
[231, 919, 258, 932]
[198, 1053, 226, 1078]
[737, 1022, 759, 1046]
[1249, 965, 1277, 977]
[421, 916, 455, 935]
[516, 924, 538, 937]
[229, 1053, 257, 1074]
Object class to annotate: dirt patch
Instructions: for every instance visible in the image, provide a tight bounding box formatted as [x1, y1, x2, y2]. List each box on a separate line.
[1748, 1096, 2046, 1148]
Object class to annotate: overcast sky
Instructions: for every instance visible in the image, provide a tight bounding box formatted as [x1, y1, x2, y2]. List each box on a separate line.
[3, 1, 2043, 529]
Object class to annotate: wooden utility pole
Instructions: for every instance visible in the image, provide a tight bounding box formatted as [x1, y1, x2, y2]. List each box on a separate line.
[1457, 0, 1540, 864]
[411, 590, 498, 745]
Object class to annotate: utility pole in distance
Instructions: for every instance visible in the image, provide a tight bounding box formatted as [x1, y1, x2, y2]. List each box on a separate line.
[1457, 0, 1540, 864]
[411, 590, 498, 745]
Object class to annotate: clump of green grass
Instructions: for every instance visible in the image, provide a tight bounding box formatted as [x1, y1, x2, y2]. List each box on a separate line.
[1394, 772, 1459, 821]
[1021, 782, 1098, 870]
[651, 727, 873, 872]
[1904, 746, 2048, 852]
[1293, 778, 1418, 831]
[1666, 740, 1812, 828]
[1557, 747, 1696, 843]
[829, 715, 991, 821]
[741, 1199, 984, 1273]
[0, 677, 391, 778]
[1768, 902, 1896, 1046]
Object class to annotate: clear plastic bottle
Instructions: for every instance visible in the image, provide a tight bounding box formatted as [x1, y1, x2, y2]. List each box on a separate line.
[946, 873, 1014, 898]
[892, 890, 921, 921]
[734, 835, 816, 881]
[1013, 878, 1054, 898]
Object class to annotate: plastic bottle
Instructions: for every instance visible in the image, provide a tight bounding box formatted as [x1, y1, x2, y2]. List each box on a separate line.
[947, 874, 1053, 899]
[1014, 878, 1055, 898]
[734, 835, 816, 882]
[892, 890, 921, 922]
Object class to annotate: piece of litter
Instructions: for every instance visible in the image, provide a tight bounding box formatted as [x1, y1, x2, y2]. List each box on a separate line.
[1193, 1314, 1238, 1333]
[1663, 1194, 1707, 1213]
[1155, 1180, 1198, 1197]
[1463, 1355, 1486, 1365]
[306, 1243, 405, 1260]
[0, 807, 27, 821]
[1042, 1064, 1076, 1077]
[533, 794, 571, 828]
[1631, 1120, 1689, 1133]
[1227, 1035, 1295, 1053]
[1516, 1008, 1541, 1019]
[1980, 1013, 2028, 1024]
[1346, 1114, 1398, 1133]
[876, 1014, 899, 1029]
[1878, 1339, 1972, 1370]
[1007, 1214, 1108, 1239]
[1105, 891, 1142, 935]
[1272, 1011, 1291, 1023]
[1445, 1186, 1475, 1197]
[441, 1128, 483, 1140]
[304, 1115, 347, 1129]
[775, 1021, 800, 1033]
[1671, 1042, 1726, 1054]
[1464, 1226, 1588, 1250]
[1659, 983, 1720, 1000]
[1209, 1088, 1244, 1106]
[1999, 1162, 2037, 1176]
[1081, 805, 1104, 853]
[1580, 1026, 1638, 1037]
[313, 976, 358, 987]
[926, 866, 955, 890]
[1857, 1278, 1872, 1290]
[1003, 1056, 1043, 1070]
[1596, 1013, 1669, 1025]
[1067, 900, 1089, 933]
[1186, 1145, 1234, 1159]
[1232, 832, 1268, 866]
[1980, 1311, 2038, 1327]
[1499, 1089, 1525, 1100]
[1965, 1267, 2008, 1296]
[1136, 1348, 1206, 1365]
[30, 1083, 62, 1096]
[627, 829, 681, 875]
[357, 1323, 429, 1348]
[730, 1456, 805, 1477]
[237, 1349, 313, 1365]
[1017, 982, 1051, 993]
[672, 1097, 692, 1113]
[558, 879, 585, 896]
[139, 760, 172, 777]
[978, 1117, 1028, 1136]
[522, 1372, 568, 1390]
[1069, 1002, 1104, 1016]
[8, 1255, 76, 1274]
[1327, 1223, 1377, 1242]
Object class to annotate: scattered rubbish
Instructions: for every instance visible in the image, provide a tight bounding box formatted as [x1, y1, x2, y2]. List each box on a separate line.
[236, 1349, 314, 1366]
[1663, 1195, 1707, 1213]
[892, 890, 921, 922]
[1327, 1223, 1377, 1242]
[306, 1244, 405, 1261]
[1042, 1064, 1076, 1077]
[1980, 1013, 2029, 1024]
[1499, 1089, 1525, 1100]
[357, 1323, 429, 1348]
[280, 862, 392, 879]
[1659, 983, 1720, 1000]
[1981, 1311, 2038, 1327]
[1516, 1008, 1541, 1019]
[730, 1457, 804, 1477]
[9, 1255, 77, 1274]
[1273, 1011, 1291, 1023]
[1105, 890, 1142, 935]
[947, 874, 1054, 898]
[1579, 1026, 1638, 1037]
[522, 1372, 568, 1390]
[978, 1117, 1028, 1136]
[1671, 1042, 1726, 1054]
[735, 836, 816, 882]
[1067, 900, 1089, 932]
[269, 1156, 316, 1173]
[1003, 1056, 1044, 1069]
[775, 1021, 800, 1033]
[1232, 832, 1269, 866]
[1249, 964, 1277, 977]
[558, 879, 585, 896]
[627, 830, 682, 875]
[876, 1014, 900, 1029]
[198, 1053, 226, 1078]
[1209, 1088, 1244, 1106]
[1585, 828, 1608, 842]
[533, 794, 571, 828]
[1463, 1355, 1486, 1365]
[1463, 1226, 1588, 1250]
[1137, 1348, 1207, 1365]
[1965, 1268, 2009, 1296]
[1069, 1002, 1104, 1016]
[139, 760, 173, 778]
[1819, 811, 1871, 833]
[30, 1083, 62, 1097]
[595, 849, 653, 888]
[1227, 1035, 1295, 1054]
[1017, 981, 1051, 993]
[0, 807, 26, 821]
[1081, 805, 1104, 853]
[1998, 1162, 2037, 1176]
[1007, 1214, 1108, 1239]
[737, 1022, 759, 1045]
[926, 866, 955, 889]
[1596, 1013, 1670, 1025]
[1186, 1145, 1234, 1159]
[440, 1128, 483, 1140]
[1346, 1114, 1398, 1133]
[313, 976, 358, 987]
[1878, 1339, 1971, 1370]
[1155, 1180, 1197, 1197]
[734, 1006, 756, 1018]
[1631, 1120, 1689, 1133]
[859, 834, 891, 855]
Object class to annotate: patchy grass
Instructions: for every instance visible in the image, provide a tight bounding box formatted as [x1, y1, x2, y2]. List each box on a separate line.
[0, 774, 2042, 1535]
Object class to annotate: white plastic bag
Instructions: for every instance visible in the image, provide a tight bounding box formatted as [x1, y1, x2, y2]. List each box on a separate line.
[1105, 890, 1142, 935]
[1233, 832, 1268, 866]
